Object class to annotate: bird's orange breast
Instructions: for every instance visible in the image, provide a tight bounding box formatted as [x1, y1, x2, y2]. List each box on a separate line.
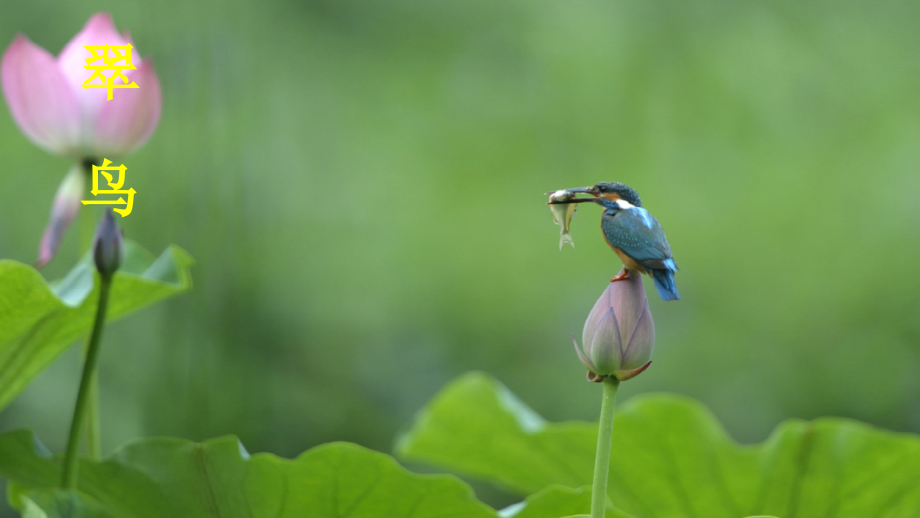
[606, 242, 647, 274]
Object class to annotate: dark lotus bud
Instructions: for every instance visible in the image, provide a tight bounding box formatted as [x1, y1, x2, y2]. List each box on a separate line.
[92, 210, 123, 277]
[574, 271, 654, 382]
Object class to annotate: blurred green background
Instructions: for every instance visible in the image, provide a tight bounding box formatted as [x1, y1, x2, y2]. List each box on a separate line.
[1, 0, 919, 508]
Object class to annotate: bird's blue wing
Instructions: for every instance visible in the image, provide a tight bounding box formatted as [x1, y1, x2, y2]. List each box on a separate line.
[601, 208, 676, 271]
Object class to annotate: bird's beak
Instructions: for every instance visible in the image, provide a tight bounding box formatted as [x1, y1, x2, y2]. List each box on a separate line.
[548, 197, 599, 205]
[545, 186, 600, 204]
[565, 187, 599, 195]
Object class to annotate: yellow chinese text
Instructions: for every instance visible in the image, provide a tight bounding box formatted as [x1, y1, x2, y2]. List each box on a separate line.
[83, 44, 140, 100]
[81, 159, 136, 217]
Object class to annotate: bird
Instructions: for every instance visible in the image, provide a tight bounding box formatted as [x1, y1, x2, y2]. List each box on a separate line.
[552, 182, 680, 301]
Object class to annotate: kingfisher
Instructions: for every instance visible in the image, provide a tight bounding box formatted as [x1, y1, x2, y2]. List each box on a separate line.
[551, 182, 680, 301]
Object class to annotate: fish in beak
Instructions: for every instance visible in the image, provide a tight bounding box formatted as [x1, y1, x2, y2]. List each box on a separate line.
[548, 190, 579, 249]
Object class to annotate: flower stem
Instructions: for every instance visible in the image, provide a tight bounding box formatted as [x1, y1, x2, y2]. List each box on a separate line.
[591, 377, 620, 518]
[82, 367, 102, 459]
[79, 163, 103, 460]
[61, 274, 112, 489]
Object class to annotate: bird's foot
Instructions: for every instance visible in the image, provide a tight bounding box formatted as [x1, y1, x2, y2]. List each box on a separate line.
[610, 270, 631, 282]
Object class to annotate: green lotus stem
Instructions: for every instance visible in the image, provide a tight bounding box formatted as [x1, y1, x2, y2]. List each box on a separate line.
[61, 274, 112, 489]
[79, 163, 103, 460]
[82, 367, 102, 459]
[591, 377, 620, 518]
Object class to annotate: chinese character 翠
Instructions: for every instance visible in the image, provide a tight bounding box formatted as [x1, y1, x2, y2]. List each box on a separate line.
[81, 159, 136, 217]
[83, 44, 140, 100]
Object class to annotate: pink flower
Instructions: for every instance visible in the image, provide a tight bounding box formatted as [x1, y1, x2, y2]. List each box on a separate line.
[1, 13, 161, 266]
[2, 13, 161, 158]
[574, 271, 655, 382]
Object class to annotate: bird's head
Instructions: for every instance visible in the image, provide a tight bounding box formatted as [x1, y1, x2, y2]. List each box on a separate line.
[548, 182, 642, 208]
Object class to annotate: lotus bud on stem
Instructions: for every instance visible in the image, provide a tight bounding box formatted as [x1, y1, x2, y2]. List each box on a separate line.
[572, 271, 655, 518]
[61, 210, 123, 489]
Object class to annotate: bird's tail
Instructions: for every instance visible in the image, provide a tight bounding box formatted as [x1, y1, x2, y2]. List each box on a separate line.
[652, 261, 680, 301]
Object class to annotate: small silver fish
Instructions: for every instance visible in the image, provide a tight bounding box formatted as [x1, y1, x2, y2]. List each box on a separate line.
[549, 190, 577, 250]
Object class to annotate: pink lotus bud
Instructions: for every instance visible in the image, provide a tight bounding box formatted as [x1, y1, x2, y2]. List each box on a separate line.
[36, 165, 85, 268]
[1, 13, 161, 158]
[574, 271, 654, 382]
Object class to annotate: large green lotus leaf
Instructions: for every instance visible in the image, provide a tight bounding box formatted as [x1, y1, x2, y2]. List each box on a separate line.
[0, 431, 639, 518]
[499, 486, 635, 518]
[397, 372, 920, 518]
[0, 430, 498, 518]
[0, 241, 193, 411]
[17, 489, 115, 518]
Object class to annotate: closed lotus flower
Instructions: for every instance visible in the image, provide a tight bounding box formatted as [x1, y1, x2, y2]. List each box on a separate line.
[1, 13, 161, 266]
[574, 271, 655, 382]
[92, 210, 124, 277]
